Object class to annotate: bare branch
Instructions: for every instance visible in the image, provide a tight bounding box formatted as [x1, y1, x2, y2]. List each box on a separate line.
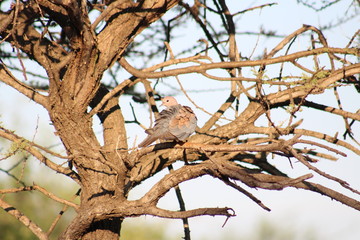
[302, 100, 360, 121]
[293, 128, 360, 156]
[0, 198, 49, 240]
[145, 205, 235, 219]
[0, 126, 79, 183]
[0, 62, 48, 107]
[285, 146, 360, 195]
[120, 48, 359, 79]
[133, 140, 293, 165]
[167, 165, 191, 240]
[0, 184, 79, 209]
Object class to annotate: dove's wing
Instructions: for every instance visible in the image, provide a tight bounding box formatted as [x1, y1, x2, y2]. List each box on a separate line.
[168, 105, 197, 141]
[138, 101, 197, 147]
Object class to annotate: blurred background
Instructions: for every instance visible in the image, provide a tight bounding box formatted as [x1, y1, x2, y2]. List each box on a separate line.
[1, 0, 359, 239]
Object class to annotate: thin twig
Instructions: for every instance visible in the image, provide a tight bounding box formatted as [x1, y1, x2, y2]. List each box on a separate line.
[168, 164, 191, 240]
[286, 146, 360, 195]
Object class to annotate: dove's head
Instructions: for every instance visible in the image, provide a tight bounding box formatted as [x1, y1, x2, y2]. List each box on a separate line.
[161, 96, 178, 107]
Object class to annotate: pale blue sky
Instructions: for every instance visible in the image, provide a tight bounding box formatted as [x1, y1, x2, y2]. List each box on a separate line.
[0, 0, 359, 239]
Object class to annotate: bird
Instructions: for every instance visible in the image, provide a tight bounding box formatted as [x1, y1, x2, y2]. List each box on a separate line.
[138, 96, 197, 148]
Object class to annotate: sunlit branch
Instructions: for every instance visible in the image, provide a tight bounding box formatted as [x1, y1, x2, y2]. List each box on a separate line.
[120, 48, 358, 79]
[0, 63, 48, 107]
[134, 139, 295, 162]
[145, 206, 235, 219]
[285, 146, 360, 195]
[293, 128, 360, 156]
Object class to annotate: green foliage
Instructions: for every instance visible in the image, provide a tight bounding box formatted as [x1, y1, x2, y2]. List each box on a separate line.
[1, 138, 31, 162]
[300, 70, 331, 91]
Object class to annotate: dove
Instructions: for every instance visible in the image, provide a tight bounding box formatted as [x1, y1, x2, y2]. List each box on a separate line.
[138, 96, 197, 147]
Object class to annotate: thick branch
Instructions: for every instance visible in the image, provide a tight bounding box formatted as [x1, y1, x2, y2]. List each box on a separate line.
[97, 0, 181, 73]
[0, 63, 48, 108]
[0, 2, 69, 77]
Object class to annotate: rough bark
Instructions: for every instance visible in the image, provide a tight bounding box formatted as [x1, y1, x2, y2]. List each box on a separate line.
[0, 1, 359, 239]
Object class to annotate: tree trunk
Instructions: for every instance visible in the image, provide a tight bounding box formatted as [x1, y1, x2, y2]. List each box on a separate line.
[48, 80, 128, 239]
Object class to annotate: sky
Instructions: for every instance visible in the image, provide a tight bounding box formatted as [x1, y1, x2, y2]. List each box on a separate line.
[0, 0, 360, 239]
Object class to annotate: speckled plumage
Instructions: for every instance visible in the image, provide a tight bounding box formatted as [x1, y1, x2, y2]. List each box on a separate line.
[138, 96, 197, 147]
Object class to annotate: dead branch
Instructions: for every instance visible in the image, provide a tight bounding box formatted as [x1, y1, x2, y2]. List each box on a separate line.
[293, 129, 360, 156]
[285, 146, 360, 195]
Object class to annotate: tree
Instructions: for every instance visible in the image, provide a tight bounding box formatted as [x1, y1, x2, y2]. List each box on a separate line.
[0, 0, 359, 239]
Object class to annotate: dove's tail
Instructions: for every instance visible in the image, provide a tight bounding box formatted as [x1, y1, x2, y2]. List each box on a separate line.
[138, 135, 157, 148]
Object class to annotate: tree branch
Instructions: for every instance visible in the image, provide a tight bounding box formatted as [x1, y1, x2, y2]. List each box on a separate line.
[0, 63, 48, 108]
[145, 205, 235, 219]
[0, 198, 49, 240]
[0, 126, 79, 183]
[120, 48, 359, 79]
[285, 146, 360, 195]
[0, 184, 79, 209]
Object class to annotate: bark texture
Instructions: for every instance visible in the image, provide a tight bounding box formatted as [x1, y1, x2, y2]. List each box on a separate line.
[0, 1, 359, 239]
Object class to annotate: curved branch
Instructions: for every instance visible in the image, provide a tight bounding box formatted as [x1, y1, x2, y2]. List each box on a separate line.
[268, 63, 360, 104]
[120, 48, 359, 79]
[0, 63, 48, 108]
[140, 163, 208, 204]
